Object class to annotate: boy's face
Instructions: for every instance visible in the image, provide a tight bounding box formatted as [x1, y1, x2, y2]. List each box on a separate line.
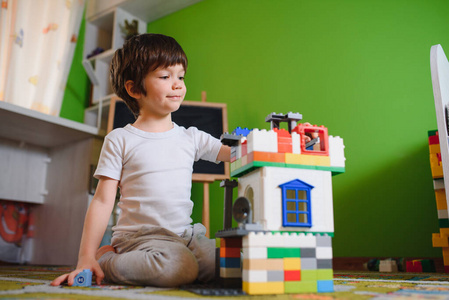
[138, 64, 186, 117]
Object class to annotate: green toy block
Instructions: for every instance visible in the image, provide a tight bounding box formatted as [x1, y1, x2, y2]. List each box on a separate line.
[284, 281, 317, 293]
[301, 270, 318, 281]
[439, 219, 449, 228]
[428, 130, 438, 137]
[421, 259, 436, 272]
[317, 269, 333, 280]
[267, 247, 300, 258]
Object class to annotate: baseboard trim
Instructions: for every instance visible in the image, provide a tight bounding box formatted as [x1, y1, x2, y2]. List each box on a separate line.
[333, 257, 445, 273]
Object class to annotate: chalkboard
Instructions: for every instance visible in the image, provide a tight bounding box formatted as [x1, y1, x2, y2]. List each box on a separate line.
[107, 97, 229, 182]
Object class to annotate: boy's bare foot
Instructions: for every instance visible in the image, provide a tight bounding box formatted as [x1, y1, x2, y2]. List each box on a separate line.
[95, 245, 116, 260]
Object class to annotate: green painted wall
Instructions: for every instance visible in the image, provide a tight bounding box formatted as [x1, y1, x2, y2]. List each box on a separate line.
[61, 0, 449, 258]
[60, 17, 90, 122]
[146, 0, 449, 257]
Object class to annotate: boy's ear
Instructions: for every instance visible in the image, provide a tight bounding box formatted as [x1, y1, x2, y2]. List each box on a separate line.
[124, 80, 141, 99]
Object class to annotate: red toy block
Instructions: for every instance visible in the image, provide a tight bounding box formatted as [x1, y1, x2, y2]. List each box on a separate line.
[242, 140, 248, 156]
[429, 135, 440, 145]
[221, 237, 242, 248]
[274, 128, 292, 153]
[284, 270, 301, 281]
[406, 260, 423, 272]
[220, 247, 241, 258]
[292, 124, 329, 156]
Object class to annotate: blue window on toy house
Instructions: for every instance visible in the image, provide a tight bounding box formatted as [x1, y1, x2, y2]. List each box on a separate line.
[279, 179, 314, 227]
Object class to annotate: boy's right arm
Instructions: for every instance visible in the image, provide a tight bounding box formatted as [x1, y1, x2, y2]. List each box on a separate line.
[51, 177, 118, 286]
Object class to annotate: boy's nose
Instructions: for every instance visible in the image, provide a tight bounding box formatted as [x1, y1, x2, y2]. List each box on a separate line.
[173, 81, 183, 89]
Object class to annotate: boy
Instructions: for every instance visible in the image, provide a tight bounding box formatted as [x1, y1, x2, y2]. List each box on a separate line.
[51, 34, 230, 287]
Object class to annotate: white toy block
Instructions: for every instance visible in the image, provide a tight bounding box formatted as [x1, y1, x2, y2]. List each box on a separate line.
[284, 232, 317, 248]
[438, 209, 449, 219]
[243, 231, 271, 247]
[316, 247, 333, 259]
[235, 137, 244, 160]
[270, 232, 284, 247]
[247, 129, 278, 153]
[243, 269, 268, 282]
[328, 136, 345, 168]
[379, 260, 398, 272]
[243, 247, 268, 259]
[292, 131, 301, 154]
[434, 178, 445, 190]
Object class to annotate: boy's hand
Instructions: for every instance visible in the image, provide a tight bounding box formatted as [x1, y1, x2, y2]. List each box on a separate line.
[51, 258, 104, 286]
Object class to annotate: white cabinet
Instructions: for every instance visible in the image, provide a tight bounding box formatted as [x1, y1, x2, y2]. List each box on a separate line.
[0, 101, 101, 265]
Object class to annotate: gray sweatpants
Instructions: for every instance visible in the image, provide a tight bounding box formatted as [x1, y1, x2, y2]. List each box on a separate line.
[98, 223, 215, 287]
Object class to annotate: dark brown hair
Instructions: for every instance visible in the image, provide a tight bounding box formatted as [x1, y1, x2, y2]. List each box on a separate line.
[110, 33, 188, 116]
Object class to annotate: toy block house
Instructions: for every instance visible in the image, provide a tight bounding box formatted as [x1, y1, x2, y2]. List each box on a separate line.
[217, 112, 345, 295]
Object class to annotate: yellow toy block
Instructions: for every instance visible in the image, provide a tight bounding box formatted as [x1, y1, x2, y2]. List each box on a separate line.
[436, 190, 448, 210]
[283, 258, 301, 270]
[430, 154, 443, 178]
[441, 228, 449, 237]
[429, 144, 441, 154]
[432, 233, 449, 247]
[243, 281, 284, 295]
[285, 153, 330, 166]
[442, 247, 449, 265]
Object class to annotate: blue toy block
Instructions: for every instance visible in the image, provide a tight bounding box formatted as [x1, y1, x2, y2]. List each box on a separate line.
[73, 269, 92, 287]
[232, 127, 252, 137]
[220, 257, 241, 268]
[317, 280, 334, 292]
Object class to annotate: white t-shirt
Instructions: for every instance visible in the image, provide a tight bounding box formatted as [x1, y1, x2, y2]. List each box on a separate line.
[94, 123, 222, 237]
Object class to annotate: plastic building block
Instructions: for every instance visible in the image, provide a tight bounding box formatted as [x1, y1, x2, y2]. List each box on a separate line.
[274, 128, 292, 153]
[328, 136, 346, 168]
[247, 129, 278, 153]
[265, 112, 303, 133]
[433, 233, 449, 247]
[316, 269, 333, 280]
[73, 269, 92, 287]
[284, 270, 301, 281]
[252, 151, 285, 163]
[220, 267, 242, 278]
[283, 258, 301, 270]
[233, 127, 252, 137]
[292, 124, 329, 156]
[379, 259, 398, 272]
[301, 270, 318, 281]
[406, 260, 435, 272]
[317, 280, 334, 292]
[243, 281, 284, 295]
[285, 281, 317, 293]
[285, 153, 331, 166]
[220, 247, 241, 258]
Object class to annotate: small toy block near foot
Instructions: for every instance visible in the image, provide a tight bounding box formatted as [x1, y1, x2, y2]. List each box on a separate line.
[73, 269, 92, 287]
